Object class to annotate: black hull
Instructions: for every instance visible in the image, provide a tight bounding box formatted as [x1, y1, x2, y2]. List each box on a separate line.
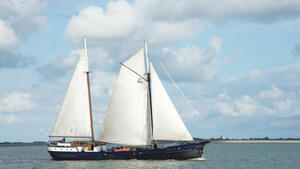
[49, 141, 208, 160]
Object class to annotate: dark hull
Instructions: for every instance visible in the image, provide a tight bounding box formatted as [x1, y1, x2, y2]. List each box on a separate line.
[49, 141, 209, 160]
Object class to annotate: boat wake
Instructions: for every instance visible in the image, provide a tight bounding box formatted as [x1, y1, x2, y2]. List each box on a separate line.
[189, 157, 206, 161]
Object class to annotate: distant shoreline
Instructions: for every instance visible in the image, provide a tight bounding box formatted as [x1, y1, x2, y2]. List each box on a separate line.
[0, 142, 46, 147]
[218, 140, 300, 143]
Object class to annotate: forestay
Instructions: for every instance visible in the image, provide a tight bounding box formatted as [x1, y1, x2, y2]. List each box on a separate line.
[50, 50, 91, 138]
[150, 63, 193, 141]
[99, 49, 151, 146]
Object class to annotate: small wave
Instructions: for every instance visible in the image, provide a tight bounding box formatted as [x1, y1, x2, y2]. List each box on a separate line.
[189, 157, 206, 161]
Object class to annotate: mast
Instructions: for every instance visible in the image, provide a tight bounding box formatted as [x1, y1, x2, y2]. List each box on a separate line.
[144, 39, 154, 144]
[83, 37, 94, 141]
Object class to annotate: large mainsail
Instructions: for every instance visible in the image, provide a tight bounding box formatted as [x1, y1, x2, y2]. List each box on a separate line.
[99, 49, 151, 146]
[150, 63, 193, 141]
[50, 50, 91, 138]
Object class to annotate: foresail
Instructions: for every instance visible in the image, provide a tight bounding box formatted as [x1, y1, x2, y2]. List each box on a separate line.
[99, 49, 151, 146]
[50, 50, 91, 138]
[150, 64, 193, 141]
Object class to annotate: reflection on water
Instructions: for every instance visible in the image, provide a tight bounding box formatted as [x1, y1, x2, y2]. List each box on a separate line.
[0, 143, 300, 169]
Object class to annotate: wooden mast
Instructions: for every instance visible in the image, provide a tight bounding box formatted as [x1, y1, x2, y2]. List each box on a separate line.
[83, 37, 94, 141]
[144, 39, 154, 146]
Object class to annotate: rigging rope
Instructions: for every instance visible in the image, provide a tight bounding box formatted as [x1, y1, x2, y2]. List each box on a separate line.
[159, 62, 221, 138]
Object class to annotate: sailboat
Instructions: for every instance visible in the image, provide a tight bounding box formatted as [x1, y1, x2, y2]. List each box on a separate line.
[47, 38, 211, 160]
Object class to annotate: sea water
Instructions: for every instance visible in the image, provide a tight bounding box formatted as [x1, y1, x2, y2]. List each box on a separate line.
[0, 143, 300, 169]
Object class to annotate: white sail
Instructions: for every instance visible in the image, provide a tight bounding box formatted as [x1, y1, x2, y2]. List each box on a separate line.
[50, 50, 91, 138]
[99, 49, 151, 146]
[150, 63, 193, 141]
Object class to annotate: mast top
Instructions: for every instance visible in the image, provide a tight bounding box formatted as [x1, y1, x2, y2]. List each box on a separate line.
[144, 39, 150, 74]
[83, 36, 89, 72]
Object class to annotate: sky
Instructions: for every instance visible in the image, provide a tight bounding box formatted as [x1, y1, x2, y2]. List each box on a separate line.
[0, 0, 300, 142]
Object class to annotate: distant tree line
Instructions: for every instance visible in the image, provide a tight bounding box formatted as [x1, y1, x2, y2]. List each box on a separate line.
[192, 137, 300, 140]
[0, 141, 46, 145]
[219, 137, 300, 140]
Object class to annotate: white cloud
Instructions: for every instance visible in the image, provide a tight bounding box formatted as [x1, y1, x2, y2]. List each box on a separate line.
[266, 63, 300, 85]
[62, 0, 300, 51]
[0, 0, 47, 37]
[64, 0, 205, 45]
[65, 0, 300, 43]
[259, 85, 285, 99]
[38, 49, 81, 79]
[162, 37, 221, 81]
[88, 47, 116, 71]
[216, 94, 258, 117]
[140, 0, 300, 23]
[4, 114, 18, 124]
[0, 91, 36, 113]
[235, 95, 257, 116]
[226, 69, 263, 84]
[91, 72, 116, 99]
[0, 19, 18, 49]
[0, 114, 20, 125]
[38, 47, 117, 79]
[214, 63, 300, 118]
[65, 1, 138, 44]
[275, 99, 293, 113]
[216, 102, 238, 116]
[246, 69, 263, 82]
[0, 0, 47, 70]
[148, 20, 204, 44]
[218, 92, 230, 100]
